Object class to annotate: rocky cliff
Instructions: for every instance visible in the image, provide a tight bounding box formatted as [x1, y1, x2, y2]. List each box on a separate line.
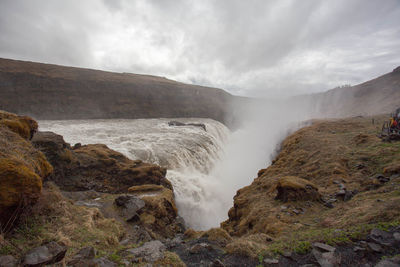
[0, 58, 244, 126]
[219, 115, 400, 265]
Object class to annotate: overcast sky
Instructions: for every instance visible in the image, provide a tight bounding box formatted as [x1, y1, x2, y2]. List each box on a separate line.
[0, 0, 399, 97]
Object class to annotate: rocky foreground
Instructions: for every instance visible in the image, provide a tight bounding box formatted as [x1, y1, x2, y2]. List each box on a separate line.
[1, 111, 400, 266]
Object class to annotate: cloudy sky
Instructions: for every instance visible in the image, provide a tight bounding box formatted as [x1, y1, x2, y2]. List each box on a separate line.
[0, 0, 399, 97]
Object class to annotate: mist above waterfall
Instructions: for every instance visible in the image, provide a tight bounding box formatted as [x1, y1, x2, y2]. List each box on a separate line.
[38, 96, 315, 230]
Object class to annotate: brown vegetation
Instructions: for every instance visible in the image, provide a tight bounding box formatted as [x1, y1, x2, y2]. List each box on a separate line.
[0, 183, 124, 258]
[221, 115, 400, 256]
[129, 185, 181, 239]
[32, 131, 172, 193]
[0, 111, 52, 228]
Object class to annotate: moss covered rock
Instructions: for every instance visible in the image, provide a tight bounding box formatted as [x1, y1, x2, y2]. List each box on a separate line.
[273, 176, 321, 202]
[0, 111, 52, 227]
[128, 184, 183, 238]
[32, 132, 171, 193]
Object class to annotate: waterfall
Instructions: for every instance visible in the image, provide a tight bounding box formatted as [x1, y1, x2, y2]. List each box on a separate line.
[39, 118, 230, 229]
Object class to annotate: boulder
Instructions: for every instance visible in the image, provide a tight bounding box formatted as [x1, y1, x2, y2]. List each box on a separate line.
[23, 241, 67, 266]
[128, 185, 183, 238]
[114, 195, 145, 221]
[0, 112, 53, 226]
[312, 249, 340, 267]
[370, 228, 393, 246]
[312, 242, 336, 252]
[32, 131, 172, 193]
[125, 240, 166, 262]
[273, 176, 321, 202]
[67, 246, 96, 266]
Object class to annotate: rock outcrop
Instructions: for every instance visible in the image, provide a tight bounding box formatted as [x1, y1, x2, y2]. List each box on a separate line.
[128, 184, 184, 238]
[273, 176, 321, 202]
[0, 111, 52, 227]
[168, 121, 207, 131]
[32, 131, 171, 193]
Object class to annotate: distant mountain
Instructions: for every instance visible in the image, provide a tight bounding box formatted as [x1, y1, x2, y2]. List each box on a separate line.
[311, 66, 400, 117]
[0, 58, 243, 126]
[0, 57, 398, 126]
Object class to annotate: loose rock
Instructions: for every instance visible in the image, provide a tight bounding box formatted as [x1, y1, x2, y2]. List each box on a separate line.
[312, 242, 336, 252]
[312, 249, 340, 267]
[264, 258, 279, 264]
[367, 242, 382, 252]
[370, 228, 393, 246]
[23, 241, 67, 266]
[68, 246, 96, 266]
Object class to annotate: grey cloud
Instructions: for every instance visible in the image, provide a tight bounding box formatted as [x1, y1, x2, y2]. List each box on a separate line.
[0, 0, 399, 97]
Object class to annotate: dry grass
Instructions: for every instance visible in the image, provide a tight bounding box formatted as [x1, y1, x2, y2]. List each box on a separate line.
[154, 251, 187, 267]
[0, 110, 37, 140]
[0, 114, 53, 229]
[0, 183, 125, 258]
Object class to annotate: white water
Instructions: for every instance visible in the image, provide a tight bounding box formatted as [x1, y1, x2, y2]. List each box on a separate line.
[39, 101, 312, 230]
[39, 118, 231, 229]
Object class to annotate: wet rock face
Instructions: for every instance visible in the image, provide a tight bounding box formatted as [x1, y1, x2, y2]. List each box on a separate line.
[168, 121, 207, 131]
[32, 131, 171, 193]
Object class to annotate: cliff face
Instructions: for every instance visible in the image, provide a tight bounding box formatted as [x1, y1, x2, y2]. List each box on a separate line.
[0, 58, 242, 126]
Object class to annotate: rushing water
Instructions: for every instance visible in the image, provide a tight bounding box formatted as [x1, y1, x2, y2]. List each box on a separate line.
[39, 118, 231, 229]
